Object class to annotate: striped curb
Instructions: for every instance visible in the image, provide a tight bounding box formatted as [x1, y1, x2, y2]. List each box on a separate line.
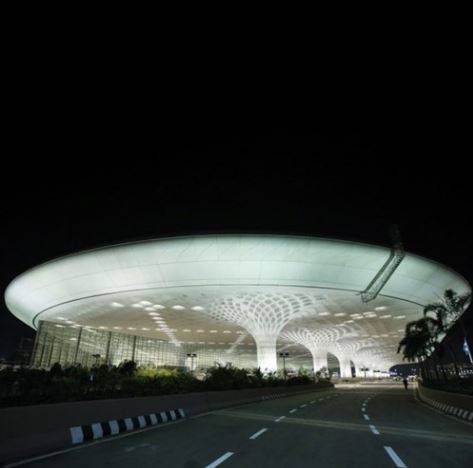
[70, 408, 186, 444]
[418, 393, 473, 423]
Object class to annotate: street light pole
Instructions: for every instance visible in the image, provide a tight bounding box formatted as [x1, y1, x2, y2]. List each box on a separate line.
[186, 353, 197, 373]
[279, 352, 289, 380]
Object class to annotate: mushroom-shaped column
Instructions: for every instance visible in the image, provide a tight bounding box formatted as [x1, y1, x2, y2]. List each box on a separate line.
[279, 328, 327, 372]
[339, 357, 353, 378]
[352, 360, 365, 378]
[328, 341, 365, 379]
[209, 293, 315, 372]
[313, 353, 329, 372]
[355, 343, 398, 377]
[279, 326, 347, 373]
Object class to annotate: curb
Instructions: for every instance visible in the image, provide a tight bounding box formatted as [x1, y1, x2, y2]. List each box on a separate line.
[70, 408, 186, 445]
[417, 391, 473, 423]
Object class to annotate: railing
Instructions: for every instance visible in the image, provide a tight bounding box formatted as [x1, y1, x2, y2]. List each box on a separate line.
[417, 360, 473, 395]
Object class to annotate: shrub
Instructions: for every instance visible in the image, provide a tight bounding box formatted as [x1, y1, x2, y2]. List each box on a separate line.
[0, 361, 328, 407]
[118, 360, 137, 376]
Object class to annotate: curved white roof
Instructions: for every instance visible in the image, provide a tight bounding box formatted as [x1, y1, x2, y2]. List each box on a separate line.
[5, 234, 470, 330]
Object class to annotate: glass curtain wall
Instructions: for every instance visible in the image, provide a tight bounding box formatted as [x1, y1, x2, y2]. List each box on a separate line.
[31, 320, 257, 370]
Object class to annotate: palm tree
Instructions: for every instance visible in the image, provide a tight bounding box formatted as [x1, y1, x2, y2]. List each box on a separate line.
[423, 289, 471, 378]
[424, 289, 471, 330]
[397, 317, 440, 380]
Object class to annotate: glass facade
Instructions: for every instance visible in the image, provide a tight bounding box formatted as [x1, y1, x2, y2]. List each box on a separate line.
[31, 320, 257, 370]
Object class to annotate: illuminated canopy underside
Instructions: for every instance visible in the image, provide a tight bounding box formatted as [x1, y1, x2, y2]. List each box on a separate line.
[5, 235, 470, 372]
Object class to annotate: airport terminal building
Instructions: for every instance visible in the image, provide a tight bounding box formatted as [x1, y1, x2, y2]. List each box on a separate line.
[5, 235, 471, 376]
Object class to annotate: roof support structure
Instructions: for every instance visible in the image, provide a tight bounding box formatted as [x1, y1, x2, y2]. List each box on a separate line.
[361, 233, 405, 302]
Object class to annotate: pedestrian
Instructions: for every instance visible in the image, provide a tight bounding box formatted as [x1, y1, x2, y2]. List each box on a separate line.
[403, 377, 408, 390]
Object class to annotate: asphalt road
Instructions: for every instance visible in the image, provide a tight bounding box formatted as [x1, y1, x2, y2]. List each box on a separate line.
[10, 383, 473, 468]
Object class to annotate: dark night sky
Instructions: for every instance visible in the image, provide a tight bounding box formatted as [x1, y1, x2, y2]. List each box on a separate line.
[1, 119, 472, 358]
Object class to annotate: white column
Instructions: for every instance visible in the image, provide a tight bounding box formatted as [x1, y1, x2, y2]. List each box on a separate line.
[254, 334, 278, 373]
[352, 360, 363, 378]
[339, 357, 352, 378]
[312, 352, 328, 372]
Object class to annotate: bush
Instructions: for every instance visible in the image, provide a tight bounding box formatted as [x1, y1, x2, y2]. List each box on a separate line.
[0, 362, 328, 407]
[118, 360, 137, 376]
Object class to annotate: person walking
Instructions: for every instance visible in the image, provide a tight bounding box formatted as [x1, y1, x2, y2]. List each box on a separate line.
[402, 377, 408, 390]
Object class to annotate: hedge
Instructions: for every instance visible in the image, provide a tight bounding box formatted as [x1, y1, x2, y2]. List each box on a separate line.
[0, 361, 331, 407]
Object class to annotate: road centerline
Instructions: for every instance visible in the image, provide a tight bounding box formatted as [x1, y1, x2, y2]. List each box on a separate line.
[384, 446, 407, 467]
[205, 452, 234, 468]
[249, 428, 268, 440]
[369, 424, 380, 435]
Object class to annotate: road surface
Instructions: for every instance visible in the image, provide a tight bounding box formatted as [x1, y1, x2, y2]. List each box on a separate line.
[8, 383, 473, 468]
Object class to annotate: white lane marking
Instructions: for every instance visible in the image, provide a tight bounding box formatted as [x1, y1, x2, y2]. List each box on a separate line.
[275, 416, 286, 422]
[289, 409, 297, 413]
[369, 424, 380, 435]
[361, 408, 366, 413]
[300, 404, 307, 408]
[310, 400, 315, 404]
[249, 428, 268, 440]
[363, 414, 370, 421]
[384, 446, 407, 467]
[205, 452, 234, 468]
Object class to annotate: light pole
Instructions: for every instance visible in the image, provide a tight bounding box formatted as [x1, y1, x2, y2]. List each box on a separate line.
[186, 353, 197, 373]
[279, 352, 289, 380]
